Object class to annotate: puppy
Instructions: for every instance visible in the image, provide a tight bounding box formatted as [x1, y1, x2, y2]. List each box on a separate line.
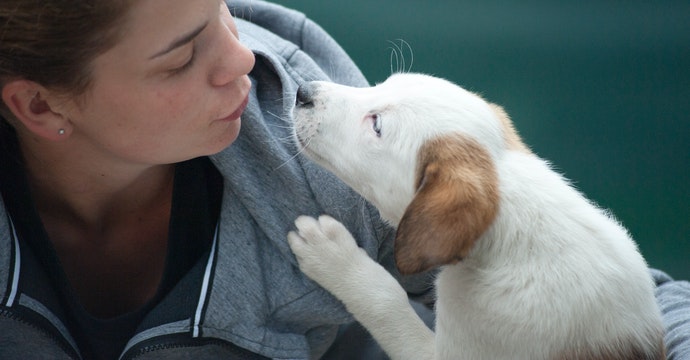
[287, 73, 665, 360]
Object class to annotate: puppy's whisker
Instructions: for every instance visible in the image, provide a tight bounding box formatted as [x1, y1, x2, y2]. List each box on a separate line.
[265, 110, 291, 123]
[398, 41, 406, 74]
[259, 130, 293, 145]
[389, 45, 401, 75]
[267, 123, 296, 132]
[400, 39, 414, 73]
[399, 39, 414, 73]
[387, 39, 414, 74]
[273, 132, 312, 171]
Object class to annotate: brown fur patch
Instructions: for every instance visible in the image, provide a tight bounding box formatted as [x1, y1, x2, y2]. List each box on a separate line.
[395, 133, 500, 275]
[488, 103, 531, 153]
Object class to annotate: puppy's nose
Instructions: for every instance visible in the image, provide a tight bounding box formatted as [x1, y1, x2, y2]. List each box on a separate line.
[296, 82, 316, 108]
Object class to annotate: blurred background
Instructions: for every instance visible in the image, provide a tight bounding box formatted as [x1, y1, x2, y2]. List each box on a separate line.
[272, 0, 689, 279]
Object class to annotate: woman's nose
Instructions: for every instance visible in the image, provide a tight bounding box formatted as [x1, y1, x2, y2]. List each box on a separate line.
[209, 21, 255, 87]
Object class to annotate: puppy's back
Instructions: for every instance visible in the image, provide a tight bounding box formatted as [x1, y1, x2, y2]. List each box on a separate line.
[436, 150, 666, 359]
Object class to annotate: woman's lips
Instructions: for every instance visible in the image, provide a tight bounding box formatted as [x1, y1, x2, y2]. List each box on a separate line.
[220, 96, 249, 122]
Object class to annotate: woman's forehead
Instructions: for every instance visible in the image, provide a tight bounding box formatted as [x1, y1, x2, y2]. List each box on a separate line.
[113, 0, 216, 59]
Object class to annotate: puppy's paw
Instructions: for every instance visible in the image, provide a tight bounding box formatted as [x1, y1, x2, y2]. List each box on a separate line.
[288, 215, 367, 290]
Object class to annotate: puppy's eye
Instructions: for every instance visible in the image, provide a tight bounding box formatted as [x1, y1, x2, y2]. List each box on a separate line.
[372, 113, 382, 137]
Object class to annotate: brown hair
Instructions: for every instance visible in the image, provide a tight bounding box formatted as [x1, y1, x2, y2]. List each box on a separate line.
[0, 0, 133, 119]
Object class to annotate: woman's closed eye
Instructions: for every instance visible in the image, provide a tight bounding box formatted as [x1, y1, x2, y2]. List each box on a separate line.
[168, 46, 197, 76]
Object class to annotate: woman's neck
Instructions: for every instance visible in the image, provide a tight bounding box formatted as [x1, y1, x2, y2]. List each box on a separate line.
[17, 131, 176, 318]
[19, 132, 176, 229]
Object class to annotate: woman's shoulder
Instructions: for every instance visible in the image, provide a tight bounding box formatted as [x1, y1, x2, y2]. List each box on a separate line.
[228, 0, 368, 88]
[229, 0, 309, 47]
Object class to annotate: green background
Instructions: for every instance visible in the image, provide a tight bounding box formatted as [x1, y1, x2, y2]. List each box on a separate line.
[272, 0, 689, 279]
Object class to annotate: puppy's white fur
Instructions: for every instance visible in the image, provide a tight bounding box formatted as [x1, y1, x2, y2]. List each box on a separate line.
[287, 74, 665, 360]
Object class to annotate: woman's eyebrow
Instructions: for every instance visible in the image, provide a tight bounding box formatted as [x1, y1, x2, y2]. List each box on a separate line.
[149, 21, 209, 59]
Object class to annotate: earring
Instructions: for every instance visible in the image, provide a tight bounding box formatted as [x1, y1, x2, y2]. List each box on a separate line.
[58, 129, 66, 135]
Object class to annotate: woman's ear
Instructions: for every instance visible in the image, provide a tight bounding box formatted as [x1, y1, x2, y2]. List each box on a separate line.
[1, 79, 72, 140]
[394, 133, 500, 275]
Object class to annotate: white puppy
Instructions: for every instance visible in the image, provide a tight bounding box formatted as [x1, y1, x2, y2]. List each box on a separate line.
[287, 73, 665, 360]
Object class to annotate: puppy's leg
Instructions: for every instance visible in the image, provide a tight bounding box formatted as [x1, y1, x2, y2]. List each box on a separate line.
[288, 215, 435, 360]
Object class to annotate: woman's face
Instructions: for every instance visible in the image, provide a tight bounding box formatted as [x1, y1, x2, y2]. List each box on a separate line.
[64, 0, 255, 166]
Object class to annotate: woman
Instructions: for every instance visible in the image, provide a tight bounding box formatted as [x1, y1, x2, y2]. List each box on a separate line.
[0, 1, 687, 359]
[0, 0, 432, 358]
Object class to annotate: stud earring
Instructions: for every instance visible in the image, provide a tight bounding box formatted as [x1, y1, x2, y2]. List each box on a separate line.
[58, 129, 66, 135]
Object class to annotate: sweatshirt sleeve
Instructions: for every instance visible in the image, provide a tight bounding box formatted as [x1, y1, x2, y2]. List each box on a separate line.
[651, 269, 690, 359]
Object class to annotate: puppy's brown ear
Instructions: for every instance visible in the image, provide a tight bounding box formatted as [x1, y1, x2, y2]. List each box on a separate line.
[395, 133, 500, 275]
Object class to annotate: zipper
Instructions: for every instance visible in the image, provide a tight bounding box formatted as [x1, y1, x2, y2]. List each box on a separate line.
[122, 335, 270, 360]
[0, 307, 81, 359]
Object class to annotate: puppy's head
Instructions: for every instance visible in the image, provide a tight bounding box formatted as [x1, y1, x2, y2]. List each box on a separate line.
[293, 73, 525, 274]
